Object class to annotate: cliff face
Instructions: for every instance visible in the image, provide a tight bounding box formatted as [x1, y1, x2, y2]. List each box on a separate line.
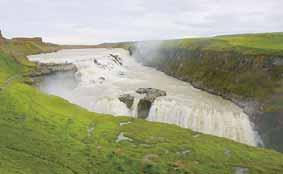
[29, 63, 77, 77]
[0, 30, 5, 45]
[130, 35, 283, 152]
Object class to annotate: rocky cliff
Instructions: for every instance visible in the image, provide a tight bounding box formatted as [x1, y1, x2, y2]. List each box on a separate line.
[29, 63, 77, 77]
[129, 33, 283, 152]
[0, 30, 5, 45]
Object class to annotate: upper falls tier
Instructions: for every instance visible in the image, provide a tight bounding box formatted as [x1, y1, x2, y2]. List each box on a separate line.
[28, 48, 262, 146]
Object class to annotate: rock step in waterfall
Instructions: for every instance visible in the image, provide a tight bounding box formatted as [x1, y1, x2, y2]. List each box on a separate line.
[119, 88, 167, 119]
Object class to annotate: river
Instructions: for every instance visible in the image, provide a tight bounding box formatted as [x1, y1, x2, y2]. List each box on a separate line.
[28, 48, 262, 146]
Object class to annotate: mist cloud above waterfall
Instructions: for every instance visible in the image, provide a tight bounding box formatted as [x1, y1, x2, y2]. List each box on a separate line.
[0, 0, 282, 44]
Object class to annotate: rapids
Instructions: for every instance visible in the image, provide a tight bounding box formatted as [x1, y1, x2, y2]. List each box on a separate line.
[28, 48, 262, 146]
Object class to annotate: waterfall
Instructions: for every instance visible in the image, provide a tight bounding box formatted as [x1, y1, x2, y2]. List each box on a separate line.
[147, 98, 258, 145]
[28, 48, 262, 146]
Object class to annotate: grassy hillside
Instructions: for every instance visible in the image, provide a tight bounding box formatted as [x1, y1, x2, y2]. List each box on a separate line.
[0, 35, 283, 173]
[130, 32, 283, 152]
[217, 33, 283, 51]
[160, 32, 283, 55]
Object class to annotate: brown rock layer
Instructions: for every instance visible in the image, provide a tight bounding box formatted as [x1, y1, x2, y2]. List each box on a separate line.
[0, 30, 5, 45]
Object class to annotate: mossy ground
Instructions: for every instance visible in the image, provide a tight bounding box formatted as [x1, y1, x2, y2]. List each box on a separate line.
[0, 36, 283, 174]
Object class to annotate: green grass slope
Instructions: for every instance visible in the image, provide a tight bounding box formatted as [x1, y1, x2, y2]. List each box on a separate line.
[217, 33, 283, 51]
[174, 32, 283, 54]
[0, 35, 283, 174]
[0, 52, 23, 83]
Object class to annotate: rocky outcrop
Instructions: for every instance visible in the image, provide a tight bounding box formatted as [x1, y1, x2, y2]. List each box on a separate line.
[136, 88, 166, 119]
[93, 58, 100, 65]
[119, 88, 166, 119]
[0, 30, 5, 45]
[110, 54, 123, 65]
[136, 88, 166, 102]
[29, 63, 77, 77]
[137, 99, 152, 119]
[119, 94, 135, 109]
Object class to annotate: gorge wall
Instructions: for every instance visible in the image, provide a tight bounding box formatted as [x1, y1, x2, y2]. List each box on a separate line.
[129, 37, 283, 152]
[0, 30, 5, 45]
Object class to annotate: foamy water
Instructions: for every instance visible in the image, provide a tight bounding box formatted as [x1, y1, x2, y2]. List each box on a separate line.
[28, 48, 262, 146]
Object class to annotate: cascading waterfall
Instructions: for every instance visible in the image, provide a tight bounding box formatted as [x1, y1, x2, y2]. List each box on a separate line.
[28, 48, 262, 146]
[147, 98, 257, 145]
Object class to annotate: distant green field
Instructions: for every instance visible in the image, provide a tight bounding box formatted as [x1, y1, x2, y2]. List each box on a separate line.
[156, 33, 283, 55]
[217, 33, 283, 51]
[0, 35, 283, 174]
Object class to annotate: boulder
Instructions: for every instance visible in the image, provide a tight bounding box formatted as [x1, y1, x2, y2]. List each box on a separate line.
[137, 99, 152, 119]
[233, 167, 249, 174]
[136, 88, 166, 119]
[93, 58, 102, 65]
[119, 94, 135, 109]
[136, 88, 166, 102]
[116, 132, 133, 143]
[118, 88, 166, 118]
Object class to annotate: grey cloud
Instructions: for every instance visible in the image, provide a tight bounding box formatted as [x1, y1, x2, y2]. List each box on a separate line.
[0, 0, 282, 44]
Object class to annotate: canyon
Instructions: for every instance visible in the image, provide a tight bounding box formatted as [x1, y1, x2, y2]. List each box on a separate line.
[28, 48, 262, 146]
[1, 32, 283, 173]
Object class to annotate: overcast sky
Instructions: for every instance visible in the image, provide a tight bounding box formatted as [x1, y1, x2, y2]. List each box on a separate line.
[0, 0, 282, 44]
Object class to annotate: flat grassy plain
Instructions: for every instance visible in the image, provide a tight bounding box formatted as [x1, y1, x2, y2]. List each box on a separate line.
[217, 33, 283, 51]
[157, 32, 283, 55]
[0, 37, 283, 174]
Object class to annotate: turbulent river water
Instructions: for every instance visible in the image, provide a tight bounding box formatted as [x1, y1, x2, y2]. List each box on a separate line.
[28, 48, 262, 146]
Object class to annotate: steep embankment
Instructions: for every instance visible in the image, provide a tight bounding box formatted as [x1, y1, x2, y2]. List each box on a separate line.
[0, 33, 283, 173]
[130, 33, 283, 152]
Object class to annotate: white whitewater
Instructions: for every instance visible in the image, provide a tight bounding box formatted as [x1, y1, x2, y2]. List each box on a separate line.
[28, 48, 261, 146]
